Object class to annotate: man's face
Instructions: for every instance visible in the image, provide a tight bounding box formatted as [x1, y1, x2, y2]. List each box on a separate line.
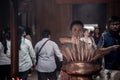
[109, 21, 120, 32]
[71, 24, 82, 37]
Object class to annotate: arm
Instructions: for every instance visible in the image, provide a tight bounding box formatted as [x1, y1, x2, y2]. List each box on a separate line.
[59, 37, 71, 44]
[26, 39, 36, 65]
[59, 37, 80, 44]
[93, 45, 120, 61]
[53, 42, 63, 61]
[34, 43, 38, 54]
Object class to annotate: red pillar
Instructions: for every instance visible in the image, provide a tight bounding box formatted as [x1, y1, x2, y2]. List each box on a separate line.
[10, 0, 19, 79]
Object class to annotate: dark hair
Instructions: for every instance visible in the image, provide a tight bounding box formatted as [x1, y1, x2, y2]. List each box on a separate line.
[42, 29, 51, 38]
[70, 20, 83, 30]
[18, 26, 26, 50]
[1, 28, 10, 54]
[25, 27, 32, 35]
[4, 32, 10, 40]
[18, 26, 25, 36]
[107, 16, 120, 26]
[94, 26, 100, 30]
[83, 28, 88, 33]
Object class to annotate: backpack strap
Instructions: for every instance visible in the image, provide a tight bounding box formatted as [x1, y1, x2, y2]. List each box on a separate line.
[36, 39, 49, 65]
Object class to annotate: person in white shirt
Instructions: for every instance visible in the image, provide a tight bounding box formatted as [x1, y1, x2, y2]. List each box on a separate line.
[0, 30, 11, 80]
[80, 28, 97, 49]
[18, 26, 36, 80]
[35, 29, 63, 80]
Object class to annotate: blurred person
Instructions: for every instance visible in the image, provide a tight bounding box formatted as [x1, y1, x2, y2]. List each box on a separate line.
[35, 29, 63, 80]
[93, 26, 101, 45]
[80, 28, 97, 48]
[98, 16, 120, 80]
[0, 29, 11, 80]
[59, 20, 84, 80]
[18, 26, 36, 80]
[25, 26, 32, 41]
[59, 20, 83, 46]
[24, 26, 33, 76]
[59, 20, 119, 80]
[89, 30, 94, 37]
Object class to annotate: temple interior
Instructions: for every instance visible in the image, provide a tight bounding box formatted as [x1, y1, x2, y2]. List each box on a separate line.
[0, 0, 120, 80]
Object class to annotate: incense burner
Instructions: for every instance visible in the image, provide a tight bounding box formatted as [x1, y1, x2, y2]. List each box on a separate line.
[61, 42, 102, 80]
[62, 62, 101, 76]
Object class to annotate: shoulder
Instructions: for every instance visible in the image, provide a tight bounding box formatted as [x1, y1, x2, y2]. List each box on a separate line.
[35, 40, 41, 47]
[25, 35, 32, 41]
[102, 31, 110, 36]
[23, 38, 32, 47]
[47, 40, 59, 48]
[48, 40, 57, 45]
[24, 38, 31, 43]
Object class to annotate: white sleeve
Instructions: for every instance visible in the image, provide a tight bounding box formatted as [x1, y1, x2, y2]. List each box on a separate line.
[26, 39, 36, 65]
[53, 42, 63, 61]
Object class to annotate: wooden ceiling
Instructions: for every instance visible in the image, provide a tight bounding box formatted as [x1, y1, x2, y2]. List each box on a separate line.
[56, 0, 120, 4]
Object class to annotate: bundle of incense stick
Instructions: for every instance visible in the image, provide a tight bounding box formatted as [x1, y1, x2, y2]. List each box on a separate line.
[61, 40, 97, 63]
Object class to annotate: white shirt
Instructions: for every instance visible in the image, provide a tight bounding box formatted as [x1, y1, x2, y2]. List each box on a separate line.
[0, 41, 11, 65]
[80, 37, 97, 48]
[35, 38, 63, 72]
[0, 37, 36, 72]
[19, 37, 36, 72]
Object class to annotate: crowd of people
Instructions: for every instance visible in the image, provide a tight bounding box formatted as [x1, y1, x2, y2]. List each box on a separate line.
[0, 16, 120, 80]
